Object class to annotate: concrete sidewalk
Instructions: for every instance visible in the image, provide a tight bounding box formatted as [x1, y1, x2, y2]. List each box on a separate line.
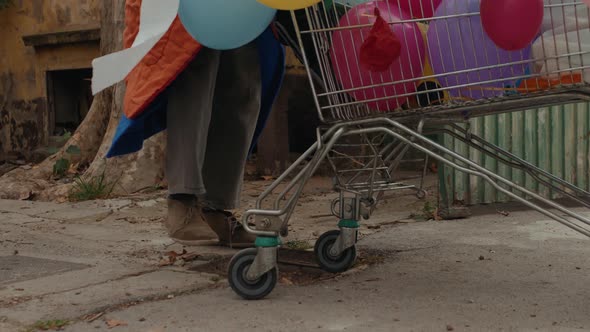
[1, 175, 589, 331]
[66, 211, 590, 332]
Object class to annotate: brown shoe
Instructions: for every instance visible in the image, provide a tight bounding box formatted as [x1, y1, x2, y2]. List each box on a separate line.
[165, 197, 218, 246]
[202, 209, 256, 248]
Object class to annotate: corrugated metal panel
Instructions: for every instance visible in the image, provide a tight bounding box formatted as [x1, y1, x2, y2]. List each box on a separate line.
[441, 103, 590, 205]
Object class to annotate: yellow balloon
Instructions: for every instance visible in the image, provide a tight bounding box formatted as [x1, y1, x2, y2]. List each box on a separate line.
[416, 23, 435, 77]
[257, 0, 321, 10]
[415, 23, 449, 106]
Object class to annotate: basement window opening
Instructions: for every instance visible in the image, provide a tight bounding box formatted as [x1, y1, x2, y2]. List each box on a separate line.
[46, 68, 93, 135]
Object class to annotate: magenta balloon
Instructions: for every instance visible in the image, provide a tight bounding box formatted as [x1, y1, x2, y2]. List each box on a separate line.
[480, 0, 543, 51]
[330, 1, 426, 111]
[427, 0, 531, 100]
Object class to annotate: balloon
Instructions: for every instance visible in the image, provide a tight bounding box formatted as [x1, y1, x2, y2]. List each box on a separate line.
[332, 0, 372, 6]
[359, 8, 402, 72]
[332, 0, 442, 18]
[257, 0, 321, 10]
[330, 1, 425, 111]
[415, 23, 448, 106]
[398, 0, 443, 18]
[531, 29, 590, 83]
[481, 0, 543, 51]
[178, 0, 276, 50]
[541, 0, 589, 35]
[427, 0, 531, 100]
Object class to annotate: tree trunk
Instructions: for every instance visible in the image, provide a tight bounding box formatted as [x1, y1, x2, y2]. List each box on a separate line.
[81, 82, 166, 196]
[0, 0, 166, 201]
[67, 0, 166, 197]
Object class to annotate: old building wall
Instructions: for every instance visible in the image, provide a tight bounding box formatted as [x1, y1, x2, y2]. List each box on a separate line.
[0, 0, 101, 159]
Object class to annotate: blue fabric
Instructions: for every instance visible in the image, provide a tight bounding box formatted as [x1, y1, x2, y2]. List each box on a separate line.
[249, 27, 286, 155]
[106, 27, 286, 158]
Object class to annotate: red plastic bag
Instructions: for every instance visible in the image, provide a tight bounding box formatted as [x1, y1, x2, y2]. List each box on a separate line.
[359, 8, 402, 72]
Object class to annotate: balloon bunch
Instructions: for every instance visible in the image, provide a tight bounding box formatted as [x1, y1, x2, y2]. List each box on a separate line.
[176, 0, 439, 51]
[326, 0, 555, 108]
[176, 0, 590, 106]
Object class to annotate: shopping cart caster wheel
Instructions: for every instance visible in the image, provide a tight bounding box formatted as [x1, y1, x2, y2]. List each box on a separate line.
[314, 230, 357, 273]
[416, 189, 427, 199]
[228, 248, 278, 300]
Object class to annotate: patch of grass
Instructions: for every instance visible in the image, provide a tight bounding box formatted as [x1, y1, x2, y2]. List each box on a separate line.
[52, 143, 81, 178]
[422, 201, 436, 220]
[60, 131, 72, 142]
[68, 170, 119, 202]
[52, 158, 70, 177]
[284, 240, 313, 251]
[28, 319, 69, 331]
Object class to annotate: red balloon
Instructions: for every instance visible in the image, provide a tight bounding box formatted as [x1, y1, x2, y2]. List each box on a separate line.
[480, 0, 544, 51]
[398, 0, 443, 19]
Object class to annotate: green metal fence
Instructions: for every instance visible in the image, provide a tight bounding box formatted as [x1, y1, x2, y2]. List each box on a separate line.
[440, 102, 590, 205]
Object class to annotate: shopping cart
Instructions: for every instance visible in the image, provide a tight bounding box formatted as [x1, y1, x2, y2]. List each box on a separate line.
[228, 0, 590, 300]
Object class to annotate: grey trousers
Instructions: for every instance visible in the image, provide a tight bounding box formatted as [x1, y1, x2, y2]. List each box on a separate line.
[166, 42, 261, 210]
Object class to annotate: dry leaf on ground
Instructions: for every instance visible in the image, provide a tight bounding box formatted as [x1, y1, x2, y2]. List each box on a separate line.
[280, 277, 294, 285]
[158, 249, 188, 266]
[105, 319, 128, 329]
[84, 312, 104, 322]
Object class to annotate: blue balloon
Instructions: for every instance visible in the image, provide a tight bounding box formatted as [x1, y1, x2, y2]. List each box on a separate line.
[178, 0, 277, 50]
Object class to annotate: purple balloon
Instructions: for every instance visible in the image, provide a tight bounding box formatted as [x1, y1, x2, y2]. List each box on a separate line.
[427, 0, 531, 99]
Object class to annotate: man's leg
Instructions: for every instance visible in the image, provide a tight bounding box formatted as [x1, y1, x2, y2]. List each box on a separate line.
[201, 41, 262, 246]
[165, 48, 221, 245]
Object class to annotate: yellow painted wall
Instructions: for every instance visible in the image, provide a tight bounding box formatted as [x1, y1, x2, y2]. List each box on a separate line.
[0, 0, 100, 157]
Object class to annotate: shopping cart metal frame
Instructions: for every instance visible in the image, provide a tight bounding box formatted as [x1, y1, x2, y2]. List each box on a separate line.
[228, 1, 590, 300]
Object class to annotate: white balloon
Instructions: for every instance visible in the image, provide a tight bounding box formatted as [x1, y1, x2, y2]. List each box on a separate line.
[531, 0, 590, 83]
[542, 0, 590, 34]
[531, 29, 590, 82]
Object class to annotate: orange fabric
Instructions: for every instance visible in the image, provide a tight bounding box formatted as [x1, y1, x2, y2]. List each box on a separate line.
[517, 73, 583, 92]
[123, 0, 202, 119]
